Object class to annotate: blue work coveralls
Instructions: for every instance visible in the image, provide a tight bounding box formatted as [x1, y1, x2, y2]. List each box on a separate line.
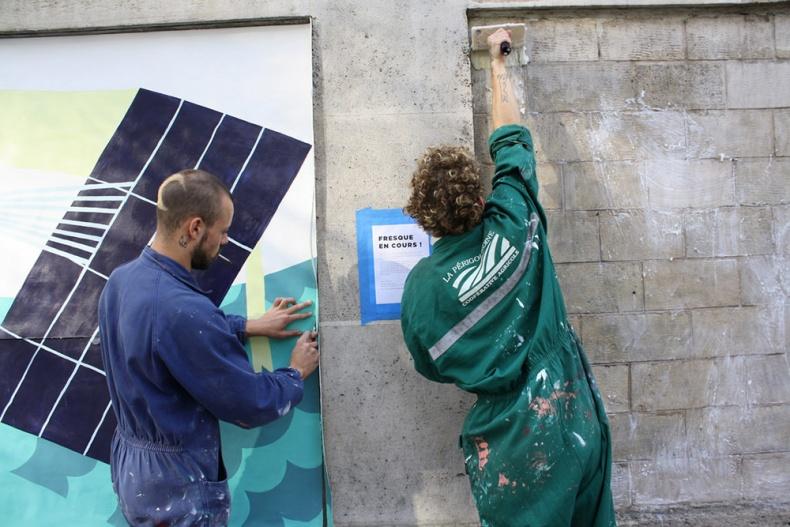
[98, 247, 304, 526]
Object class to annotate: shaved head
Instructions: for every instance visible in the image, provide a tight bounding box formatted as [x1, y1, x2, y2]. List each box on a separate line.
[156, 169, 232, 233]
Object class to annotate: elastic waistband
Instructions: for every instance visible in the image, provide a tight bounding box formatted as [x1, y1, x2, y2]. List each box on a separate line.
[115, 429, 183, 453]
[473, 324, 581, 402]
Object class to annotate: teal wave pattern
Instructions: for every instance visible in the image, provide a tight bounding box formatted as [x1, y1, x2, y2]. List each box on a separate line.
[0, 258, 332, 526]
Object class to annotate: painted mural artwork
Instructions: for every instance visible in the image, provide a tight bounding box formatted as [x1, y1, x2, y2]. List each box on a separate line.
[0, 25, 331, 526]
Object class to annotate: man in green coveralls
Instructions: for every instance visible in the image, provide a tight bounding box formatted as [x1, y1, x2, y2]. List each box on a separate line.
[400, 28, 617, 527]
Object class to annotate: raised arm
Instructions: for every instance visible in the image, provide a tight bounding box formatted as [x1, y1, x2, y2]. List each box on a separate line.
[487, 28, 522, 130]
[485, 27, 542, 211]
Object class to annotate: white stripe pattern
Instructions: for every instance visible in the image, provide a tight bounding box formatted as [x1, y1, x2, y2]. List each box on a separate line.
[39, 328, 101, 437]
[83, 401, 112, 456]
[70, 196, 125, 203]
[195, 114, 226, 169]
[459, 246, 517, 304]
[455, 233, 520, 304]
[4, 101, 267, 453]
[48, 234, 96, 254]
[0, 99, 185, 424]
[230, 128, 264, 193]
[0, 326, 104, 376]
[66, 206, 118, 214]
[42, 245, 89, 267]
[53, 229, 102, 243]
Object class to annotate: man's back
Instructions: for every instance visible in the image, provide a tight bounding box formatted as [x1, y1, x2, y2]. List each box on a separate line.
[100, 246, 225, 461]
[99, 247, 304, 526]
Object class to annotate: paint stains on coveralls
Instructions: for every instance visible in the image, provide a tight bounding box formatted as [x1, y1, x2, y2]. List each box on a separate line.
[99, 247, 304, 526]
[401, 125, 617, 527]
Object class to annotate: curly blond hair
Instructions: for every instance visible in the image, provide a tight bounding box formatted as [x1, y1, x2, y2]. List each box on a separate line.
[405, 145, 484, 237]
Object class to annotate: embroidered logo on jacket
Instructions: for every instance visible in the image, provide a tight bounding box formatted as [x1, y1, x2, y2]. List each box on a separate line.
[447, 232, 520, 306]
[429, 214, 541, 361]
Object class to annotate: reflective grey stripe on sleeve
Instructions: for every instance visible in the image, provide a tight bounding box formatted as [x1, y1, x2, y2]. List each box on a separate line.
[428, 213, 541, 361]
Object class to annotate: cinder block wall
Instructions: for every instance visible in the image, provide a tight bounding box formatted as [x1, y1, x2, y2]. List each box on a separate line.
[3, 1, 789, 526]
[471, 4, 790, 516]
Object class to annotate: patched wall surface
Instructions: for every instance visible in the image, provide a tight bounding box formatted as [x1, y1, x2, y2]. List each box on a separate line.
[471, 4, 790, 517]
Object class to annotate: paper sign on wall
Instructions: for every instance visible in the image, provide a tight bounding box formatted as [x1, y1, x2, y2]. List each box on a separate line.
[356, 208, 431, 324]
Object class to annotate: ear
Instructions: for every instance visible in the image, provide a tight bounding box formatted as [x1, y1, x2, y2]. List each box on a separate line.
[186, 217, 204, 240]
[477, 196, 485, 207]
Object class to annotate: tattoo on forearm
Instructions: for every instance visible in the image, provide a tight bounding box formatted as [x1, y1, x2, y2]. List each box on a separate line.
[496, 72, 510, 103]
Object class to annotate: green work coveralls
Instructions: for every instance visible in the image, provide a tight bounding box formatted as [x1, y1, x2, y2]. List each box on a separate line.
[401, 125, 616, 527]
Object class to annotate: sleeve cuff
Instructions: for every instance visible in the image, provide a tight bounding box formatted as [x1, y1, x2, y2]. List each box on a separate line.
[276, 367, 304, 382]
[487, 124, 534, 163]
[226, 314, 247, 341]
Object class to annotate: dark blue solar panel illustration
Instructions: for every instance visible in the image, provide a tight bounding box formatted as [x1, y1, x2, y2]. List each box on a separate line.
[0, 88, 311, 462]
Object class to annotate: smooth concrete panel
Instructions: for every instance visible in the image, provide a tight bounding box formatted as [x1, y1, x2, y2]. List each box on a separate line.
[317, 111, 471, 322]
[319, 322, 478, 526]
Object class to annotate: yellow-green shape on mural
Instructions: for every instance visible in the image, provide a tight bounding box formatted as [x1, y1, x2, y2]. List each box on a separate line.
[0, 90, 135, 178]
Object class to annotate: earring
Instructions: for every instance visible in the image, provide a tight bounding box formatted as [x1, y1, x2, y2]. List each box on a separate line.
[178, 235, 188, 248]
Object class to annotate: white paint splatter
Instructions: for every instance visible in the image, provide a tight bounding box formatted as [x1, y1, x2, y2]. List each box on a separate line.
[536, 369, 547, 383]
[573, 432, 587, 447]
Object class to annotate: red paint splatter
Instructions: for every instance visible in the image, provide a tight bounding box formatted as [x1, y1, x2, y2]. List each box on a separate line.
[474, 437, 490, 471]
[498, 473, 510, 487]
[529, 397, 554, 417]
[528, 390, 577, 418]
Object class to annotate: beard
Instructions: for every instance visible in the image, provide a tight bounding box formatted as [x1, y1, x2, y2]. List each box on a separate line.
[190, 232, 217, 270]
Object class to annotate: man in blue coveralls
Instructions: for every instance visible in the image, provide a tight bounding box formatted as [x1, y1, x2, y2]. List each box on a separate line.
[98, 169, 319, 526]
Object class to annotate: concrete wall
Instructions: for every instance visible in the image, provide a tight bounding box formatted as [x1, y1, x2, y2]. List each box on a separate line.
[469, 4, 790, 524]
[3, 1, 789, 526]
